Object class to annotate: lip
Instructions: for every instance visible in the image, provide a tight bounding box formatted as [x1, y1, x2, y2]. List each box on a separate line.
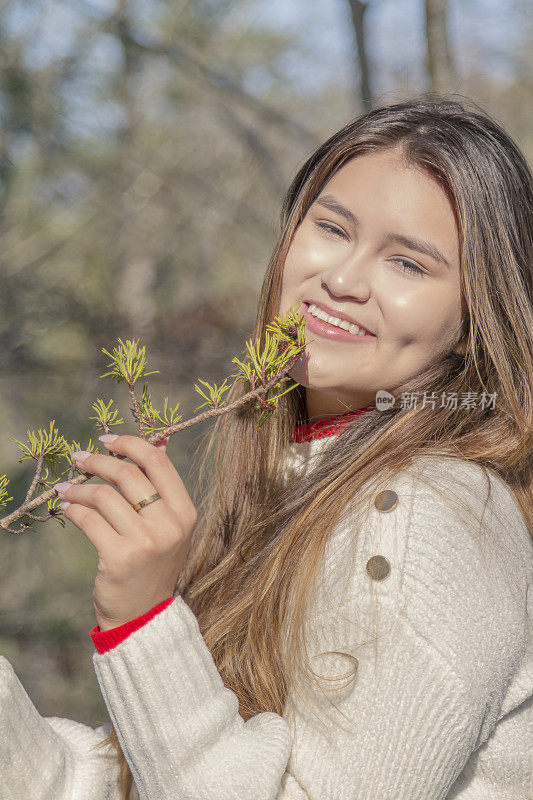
[302, 302, 377, 343]
[305, 300, 375, 336]
[303, 300, 376, 336]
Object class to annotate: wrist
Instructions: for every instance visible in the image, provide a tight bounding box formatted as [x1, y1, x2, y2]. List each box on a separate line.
[95, 596, 176, 631]
[92, 596, 176, 654]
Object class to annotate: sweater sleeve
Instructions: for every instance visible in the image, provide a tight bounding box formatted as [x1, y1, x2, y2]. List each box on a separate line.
[91, 596, 176, 653]
[90, 457, 529, 800]
[0, 655, 121, 800]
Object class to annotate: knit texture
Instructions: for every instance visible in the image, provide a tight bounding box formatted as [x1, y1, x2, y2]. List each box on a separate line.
[290, 406, 375, 442]
[91, 596, 175, 654]
[0, 425, 532, 799]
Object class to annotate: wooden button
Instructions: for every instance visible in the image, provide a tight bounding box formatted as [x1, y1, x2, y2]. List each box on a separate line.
[374, 489, 398, 512]
[366, 555, 391, 580]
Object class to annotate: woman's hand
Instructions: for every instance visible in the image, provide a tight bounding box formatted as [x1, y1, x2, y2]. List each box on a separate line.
[53, 434, 198, 632]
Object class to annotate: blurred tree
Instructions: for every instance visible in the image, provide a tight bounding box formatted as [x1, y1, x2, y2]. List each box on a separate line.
[425, 0, 458, 92]
[0, 0, 319, 476]
[346, 0, 373, 107]
[0, 0, 332, 730]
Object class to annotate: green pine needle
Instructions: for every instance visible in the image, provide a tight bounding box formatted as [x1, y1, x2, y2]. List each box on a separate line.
[100, 338, 160, 386]
[47, 495, 67, 527]
[193, 377, 232, 412]
[89, 398, 125, 432]
[0, 475, 13, 510]
[229, 302, 309, 397]
[10, 420, 70, 472]
[140, 384, 182, 434]
[1, 304, 312, 530]
[63, 438, 100, 467]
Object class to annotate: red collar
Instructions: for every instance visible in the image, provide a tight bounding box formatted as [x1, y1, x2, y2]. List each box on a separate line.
[291, 406, 374, 443]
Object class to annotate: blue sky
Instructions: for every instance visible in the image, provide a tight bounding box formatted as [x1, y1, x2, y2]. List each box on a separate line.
[244, 0, 528, 94]
[2, 0, 528, 131]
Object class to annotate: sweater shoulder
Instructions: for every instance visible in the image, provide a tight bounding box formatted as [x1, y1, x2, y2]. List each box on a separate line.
[395, 455, 532, 608]
[343, 453, 531, 591]
[307, 455, 531, 696]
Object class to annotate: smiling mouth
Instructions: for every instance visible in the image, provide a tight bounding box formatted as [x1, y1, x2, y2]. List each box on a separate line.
[302, 302, 377, 341]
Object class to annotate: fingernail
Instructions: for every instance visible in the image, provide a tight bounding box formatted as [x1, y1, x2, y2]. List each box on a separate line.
[59, 501, 71, 510]
[72, 450, 91, 462]
[54, 482, 72, 493]
[155, 437, 168, 448]
[98, 434, 119, 444]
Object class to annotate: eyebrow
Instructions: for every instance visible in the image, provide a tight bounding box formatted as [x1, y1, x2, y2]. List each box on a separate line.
[313, 194, 452, 269]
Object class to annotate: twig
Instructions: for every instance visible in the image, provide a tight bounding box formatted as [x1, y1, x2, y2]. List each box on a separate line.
[145, 349, 301, 443]
[128, 383, 145, 437]
[0, 349, 301, 533]
[0, 469, 91, 532]
[25, 453, 45, 502]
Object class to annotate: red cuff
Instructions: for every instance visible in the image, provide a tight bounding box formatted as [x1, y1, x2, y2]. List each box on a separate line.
[90, 596, 176, 654]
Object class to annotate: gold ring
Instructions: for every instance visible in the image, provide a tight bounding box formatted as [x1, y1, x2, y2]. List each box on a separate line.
[132, 492, 162, 512]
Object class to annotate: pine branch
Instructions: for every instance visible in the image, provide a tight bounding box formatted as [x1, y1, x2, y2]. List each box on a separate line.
[0, 304, 311, 534]
[25, 452, 45, 502]
[144, 346, 303, 443]
[129, 384, 145, 437]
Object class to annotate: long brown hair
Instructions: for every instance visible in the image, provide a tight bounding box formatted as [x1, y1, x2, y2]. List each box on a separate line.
[93, 94, 533, 799]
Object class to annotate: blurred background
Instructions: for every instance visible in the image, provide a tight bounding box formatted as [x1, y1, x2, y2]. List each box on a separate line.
[0, 0, 531, 728]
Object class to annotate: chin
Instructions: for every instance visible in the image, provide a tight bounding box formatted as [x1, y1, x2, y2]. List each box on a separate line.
[287, 349, 310, 386]
[288, 362, 309, 387]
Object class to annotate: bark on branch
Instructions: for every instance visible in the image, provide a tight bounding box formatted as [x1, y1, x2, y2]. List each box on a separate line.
[0, 350, 302, 533]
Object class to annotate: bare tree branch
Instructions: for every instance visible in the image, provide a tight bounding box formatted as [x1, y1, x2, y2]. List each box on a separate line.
[216, 104, 288, 196]
[106, 20, 320, 149]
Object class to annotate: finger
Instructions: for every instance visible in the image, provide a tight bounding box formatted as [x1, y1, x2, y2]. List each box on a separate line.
[61, 501, 122, 555]
[56, 482, 149, 537]
[98, 435, 195, 523]
[70, 450, 159, 511]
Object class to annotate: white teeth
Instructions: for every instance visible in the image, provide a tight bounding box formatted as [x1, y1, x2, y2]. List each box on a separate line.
[308, 303, 365, 336]
[308, 304, 332, 324]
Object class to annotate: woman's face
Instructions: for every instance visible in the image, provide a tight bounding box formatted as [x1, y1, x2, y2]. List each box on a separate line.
[278, 148, 467, 420]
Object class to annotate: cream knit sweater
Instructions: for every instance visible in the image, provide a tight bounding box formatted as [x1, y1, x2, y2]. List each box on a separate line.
[1, 432, 532, 800]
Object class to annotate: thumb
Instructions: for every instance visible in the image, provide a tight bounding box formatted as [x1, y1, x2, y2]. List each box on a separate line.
[155, 437, 169, 453]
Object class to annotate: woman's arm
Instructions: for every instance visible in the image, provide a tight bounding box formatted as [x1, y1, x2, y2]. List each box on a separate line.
[90, 458, 529, 800]
[89, 591, 514, 800]
[0, 655, 121, 799]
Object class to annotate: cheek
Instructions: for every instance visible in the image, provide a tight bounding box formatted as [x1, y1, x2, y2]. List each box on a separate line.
[282, 226, 333, 286]
[280, 249, 307, 312]
[282, 246, 309, 291]
[381, 290, 422, 340]
[384, 286, 462, 349]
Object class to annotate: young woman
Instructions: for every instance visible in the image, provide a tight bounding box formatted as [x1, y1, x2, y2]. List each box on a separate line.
[1, 95, 532, 800]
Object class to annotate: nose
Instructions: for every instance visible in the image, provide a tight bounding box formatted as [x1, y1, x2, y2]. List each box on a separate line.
[322, 250, 372, 301]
